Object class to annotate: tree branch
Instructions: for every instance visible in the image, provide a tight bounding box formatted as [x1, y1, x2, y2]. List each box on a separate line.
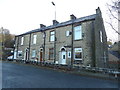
[106, 3, 120, 22]
[106, 21, 120, 35]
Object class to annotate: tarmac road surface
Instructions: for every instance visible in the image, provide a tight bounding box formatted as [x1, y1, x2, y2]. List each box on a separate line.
[2, 61, 119, 88]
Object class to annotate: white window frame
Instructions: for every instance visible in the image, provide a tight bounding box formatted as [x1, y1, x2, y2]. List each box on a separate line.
[66, 31, 70, 36]
[74, 25, 82, 40]
[100, 31, 103, 43]
[21, 37, 24, 45]
[68, 51, 71, 58]
[32, 50, 36, 58]
[50, 31, 55, 42]
[33, 34, 37, 44]
[74, 48, 82, 60]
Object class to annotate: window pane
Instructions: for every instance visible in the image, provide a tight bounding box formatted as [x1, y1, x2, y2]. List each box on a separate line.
[74, 48, 82, 60]
[75, 52, 82, 58]
[50, 35, 55, 41]
[74, 26, 82, 40]
[49, 48, 54, 59]
[68, 51, 71, 58]
[50, 31, 55, 35]
[33, 35, 37, 44]
[50, 31, 55, 41]
[21, 37, 24, 45]
[32, 50, 36, 57]
[75, 30, 81, 40]
[63, 55, 65, 59]
[100, 31, 103, 42]
[66, 31, 69, 36]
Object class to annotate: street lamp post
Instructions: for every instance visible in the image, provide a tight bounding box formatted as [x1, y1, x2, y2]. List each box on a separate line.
[51, 1, 56, 20]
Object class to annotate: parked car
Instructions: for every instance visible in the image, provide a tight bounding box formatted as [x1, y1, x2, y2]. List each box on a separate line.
[7, 55, 13, 61]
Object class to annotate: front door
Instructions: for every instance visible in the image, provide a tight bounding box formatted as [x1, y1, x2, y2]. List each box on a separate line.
[40, 51, 43, 62]
[25, 51, 28, 60]
[61, 51, 66, 64]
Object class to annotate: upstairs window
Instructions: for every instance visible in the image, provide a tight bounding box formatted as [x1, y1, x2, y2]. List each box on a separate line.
[21, 37, 24, 45]
[74, 25, 82, 40]
[100, 31, 103, 43]
[33, 34, 37, 44]
[50, 31, 55, 42]
[66, 31, 70, 36]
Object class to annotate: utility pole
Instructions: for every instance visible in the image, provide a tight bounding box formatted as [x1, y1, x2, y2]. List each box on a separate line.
[1, 27, 4, 60]
[51, 2, 56, 20]
[71, 23, 74, 68]
[51, 1, 57, 64]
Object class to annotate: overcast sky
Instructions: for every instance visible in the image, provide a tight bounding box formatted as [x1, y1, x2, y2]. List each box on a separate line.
[0, 0, 118, 42]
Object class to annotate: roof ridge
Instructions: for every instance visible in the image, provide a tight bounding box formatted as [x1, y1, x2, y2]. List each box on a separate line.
[17, 14, 96, 36]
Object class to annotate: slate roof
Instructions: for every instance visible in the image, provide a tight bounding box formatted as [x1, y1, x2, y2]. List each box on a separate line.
[109, 51, 120, 59]
[17, 14, 97, 36]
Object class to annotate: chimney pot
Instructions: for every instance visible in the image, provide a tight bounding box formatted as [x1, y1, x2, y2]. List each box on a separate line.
[53, 20, 59, 25]
[40, 24, 46, 28]
[70, 14, 76, 20]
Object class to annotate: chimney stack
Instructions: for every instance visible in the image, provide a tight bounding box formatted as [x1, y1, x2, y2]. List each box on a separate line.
[40, 24, 46, 28]
[53, 20, 59, 25]
[96, 7, 101, 15]
[70, 14, 76, 20]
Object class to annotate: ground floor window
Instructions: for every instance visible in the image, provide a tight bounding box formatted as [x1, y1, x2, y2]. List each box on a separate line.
[49, 48, 54, 60]
[74, 48, 82, 60]
[32, 50, 36, 58]
[68, 51, 71, 58]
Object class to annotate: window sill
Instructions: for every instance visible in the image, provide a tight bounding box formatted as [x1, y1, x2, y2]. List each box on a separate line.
[74, 59, 82, 60]
[74, 39, 83, 41]
[32, 44, 36, 45]
[49, 41, 55, 42]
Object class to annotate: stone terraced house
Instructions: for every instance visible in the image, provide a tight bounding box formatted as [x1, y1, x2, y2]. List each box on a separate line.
[14, 7, 108, 68]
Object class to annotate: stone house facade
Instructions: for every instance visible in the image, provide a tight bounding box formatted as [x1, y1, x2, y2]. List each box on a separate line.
[14, 7, 108, 68]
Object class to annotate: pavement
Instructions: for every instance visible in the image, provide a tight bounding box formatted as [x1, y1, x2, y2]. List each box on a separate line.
[0, 61, 2, 89]
[2, 61, 119, 88]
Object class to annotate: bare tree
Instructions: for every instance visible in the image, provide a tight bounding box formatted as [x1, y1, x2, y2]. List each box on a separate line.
[106, 0, 120, 35]
[0, 27, 15, 60]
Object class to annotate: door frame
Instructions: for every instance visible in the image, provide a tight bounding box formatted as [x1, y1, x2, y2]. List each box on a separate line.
[39, 48, 43, 62]
[24, 48, 29, 60]
[59, 47, 66, 65]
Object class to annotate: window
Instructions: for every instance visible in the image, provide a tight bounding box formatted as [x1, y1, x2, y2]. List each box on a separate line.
[49, 48, 54, 60]
[33, 35, 37, 44]
[100, 31, 103, 42]
[74, 25, 82, 40]
[32, 50, 36, 57]
[50, 31, 55, 41]
[21, 37, 24, 45]
[74, 48, 82, 60]
[18, 51, 22, 57]
[68, 51, 71, 58]
[66, 31, 70, 36]
[104, 51, 106, 63]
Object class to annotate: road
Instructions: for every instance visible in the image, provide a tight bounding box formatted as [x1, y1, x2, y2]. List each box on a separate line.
[2, 61, 119, 88]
